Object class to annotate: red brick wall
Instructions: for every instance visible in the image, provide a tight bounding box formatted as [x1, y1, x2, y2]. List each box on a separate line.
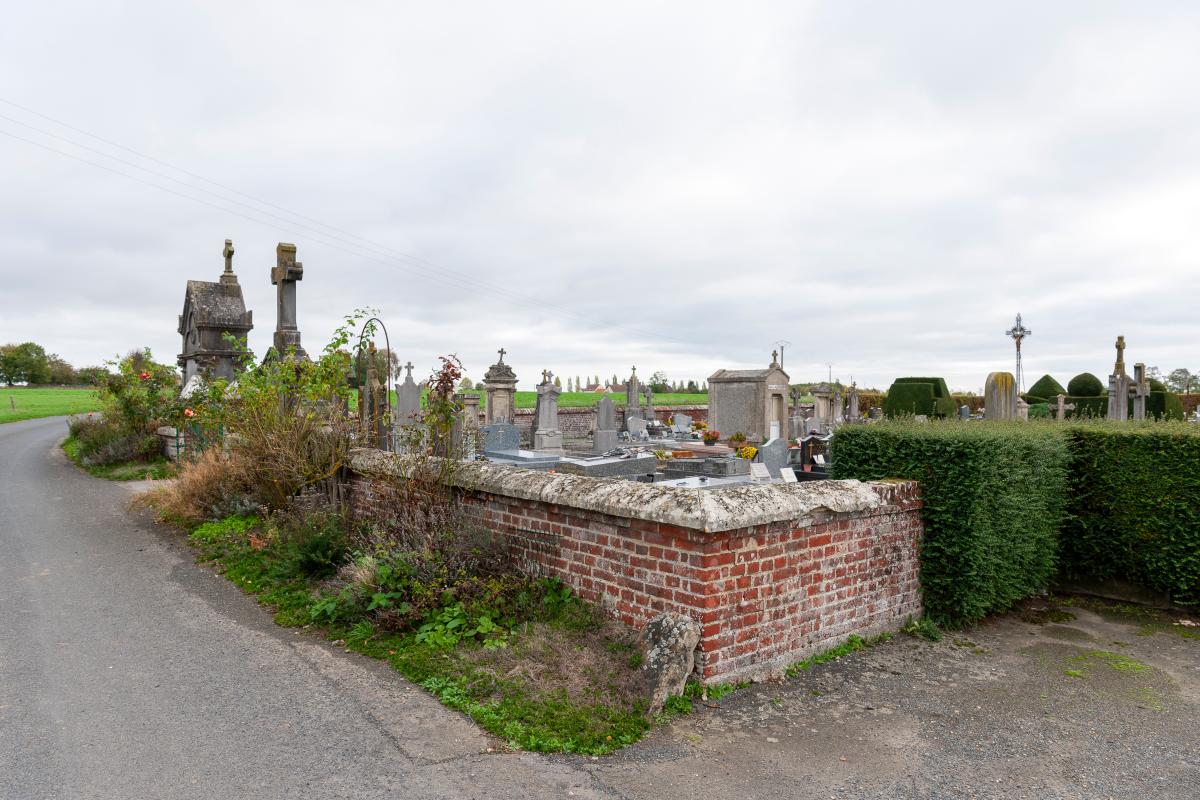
[349, 475, 922, 683]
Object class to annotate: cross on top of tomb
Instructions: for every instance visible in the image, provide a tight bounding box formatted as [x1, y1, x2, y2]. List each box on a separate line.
[403, 362, 414, 379]
[497, 347, 506, 363]
[771, 349, 779, 367]
[222, 239, 234, 274]
[1114, 335, 1127, 375]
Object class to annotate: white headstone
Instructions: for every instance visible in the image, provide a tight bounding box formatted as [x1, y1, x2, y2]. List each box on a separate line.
[779, 467, 797, 483]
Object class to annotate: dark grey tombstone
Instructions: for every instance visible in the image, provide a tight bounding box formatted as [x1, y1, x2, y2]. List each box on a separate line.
[596, 395, 617, 431]
[958, 404, 971, 420]
[482, 422, 520, 454]
[756, 437, 788, 479]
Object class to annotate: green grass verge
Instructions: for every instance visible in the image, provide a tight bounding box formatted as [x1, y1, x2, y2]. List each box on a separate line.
[62, 434, 175, 481]
[185, 515, 650, 755]
[1, 387, 99, 424]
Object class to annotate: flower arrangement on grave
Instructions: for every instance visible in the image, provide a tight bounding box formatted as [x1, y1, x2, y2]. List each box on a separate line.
[729, 432, 747, 445]
[691, 420, 707, 431]
[736, 445, 757, 460]
[702, 429, 720, 445]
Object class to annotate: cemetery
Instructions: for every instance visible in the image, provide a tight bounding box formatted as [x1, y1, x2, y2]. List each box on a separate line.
[114, 240, 1197, 702]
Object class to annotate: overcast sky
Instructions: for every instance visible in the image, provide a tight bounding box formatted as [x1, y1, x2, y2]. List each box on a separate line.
[1, 2, 1197, 391]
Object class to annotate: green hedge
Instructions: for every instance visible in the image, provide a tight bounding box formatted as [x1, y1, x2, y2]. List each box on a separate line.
[1068, 395, 1108, 418]
[1068, 373, 1104, 397]
[1028, 374, 1066, 400]
[882, 377, 956, 418]
[831, 421, 1069, 626]
[1061, 423, 1200, 605]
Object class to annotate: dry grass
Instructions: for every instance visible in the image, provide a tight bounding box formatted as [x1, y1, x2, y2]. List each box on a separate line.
[135, 447, 256, 526]
[463, 619, 646, 708]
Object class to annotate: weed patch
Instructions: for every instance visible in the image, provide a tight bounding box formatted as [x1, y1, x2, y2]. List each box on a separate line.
[175, 512, 651, 755]
[785, 632, 892, 679]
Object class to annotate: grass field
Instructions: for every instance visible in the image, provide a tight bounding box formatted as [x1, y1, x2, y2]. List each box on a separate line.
[0, 387, 100, 424]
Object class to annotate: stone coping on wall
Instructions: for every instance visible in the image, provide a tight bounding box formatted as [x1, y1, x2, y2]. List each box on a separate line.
[348, 448, 887, 533]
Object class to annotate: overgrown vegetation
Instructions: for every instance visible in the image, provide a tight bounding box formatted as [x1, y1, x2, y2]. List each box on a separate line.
[64, 349, 182, 471]
[182, 511, 650, 754]
[831, 420, 1071, 627]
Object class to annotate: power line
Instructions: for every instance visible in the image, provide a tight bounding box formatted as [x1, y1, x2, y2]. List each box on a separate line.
[0, 98, 696, 348]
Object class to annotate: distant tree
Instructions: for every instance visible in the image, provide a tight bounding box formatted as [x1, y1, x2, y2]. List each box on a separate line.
[46, 355, 76, 385]
[459, 377, 475, 391]
[594, 375, 601, 387]
[76, 366, 110, 386]
[1167, 368, 1196, 394]
[1146, 366, 1163, 383]
[611, 373, 618, 387]
[648, 370, 671, 393]
[0, 342, 50, 385]
[553, 375, 562, 389]
[575, 375, 582, 392]
[686, 380, 698, 393]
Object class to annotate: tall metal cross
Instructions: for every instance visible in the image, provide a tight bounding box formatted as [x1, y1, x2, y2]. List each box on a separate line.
[1005, 313, 1032, 392]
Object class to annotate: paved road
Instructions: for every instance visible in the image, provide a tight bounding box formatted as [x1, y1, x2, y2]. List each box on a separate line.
[3, 416, 1198, 799]
[0, 417, 615, 799]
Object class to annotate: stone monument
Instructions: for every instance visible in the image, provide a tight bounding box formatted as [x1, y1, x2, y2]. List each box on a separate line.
[625, 367, 642, 424]
[1132, 362, 1150, 421]
[176, 238, 254, 385]
[707, 351, 790, 444]
[984, 371, 1018, 420]
[594, 395, 619, 454]
[533, 370, 564, 453]
[1106, 336, 1131, 421]
[847, 383, 860, 422]
[482, 348, 518, 425]
[271, 243, 307, 360]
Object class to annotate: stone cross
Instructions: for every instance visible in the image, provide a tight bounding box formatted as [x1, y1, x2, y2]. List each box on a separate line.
[1132, 363, 1150, 420]
[271, 243, 306, 358]
[1055, 394, 1076, 421]
[404, 361, 413, 380]
[1115, 336, 1126, 375]
[222, 239, 234, 273]
[771, 349, 779, 367]
[497, 347, 506, 363]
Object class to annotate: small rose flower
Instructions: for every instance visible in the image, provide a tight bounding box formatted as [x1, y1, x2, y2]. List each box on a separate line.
[139, 371, 150, 380]
[183, 408, 196, 418]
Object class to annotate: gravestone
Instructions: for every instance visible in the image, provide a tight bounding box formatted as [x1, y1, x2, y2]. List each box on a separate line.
[984, 372, 1018, 420]
[749, 463, 772, 481]
[533, 371, 564, 453]
[1132, 362, 1150, 421]
[454, 393, 482, 460]
[671, 413, 693, 434]
[482, 348, 518, 425]
[779, 467, 797, 483]
[707, 351, 790, 443]
[643, 385, 655, 422]
[395, 362, 422, 426]
[958, 404, 971, 420]
[1016, 397, 1030, 422]
[626, 416, 649, 441]
[788, 387, 805, 439]
[1106, 336, 1135, 421]
[869, 407, 883, 420]
[625, 367, 642, 424]
[755, 437, 788, 479]
[847, 383, 860, 422]
[812, 382, 837, 425]
[1054, 394, 1076, 421]
[594, 395, 619, 454]
[482, 422, 519, 454]
[270, 243, 307, 360]
[358, 342, 389, 449]
[176, 238, 254, 384]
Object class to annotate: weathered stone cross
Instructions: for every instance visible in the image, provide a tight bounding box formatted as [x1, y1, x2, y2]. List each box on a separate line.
[497, 347, 506, 363]
[222, 239, 234, 273]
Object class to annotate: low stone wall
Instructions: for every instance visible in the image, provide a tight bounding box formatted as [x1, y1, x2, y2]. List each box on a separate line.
[346, 450, 923, 683]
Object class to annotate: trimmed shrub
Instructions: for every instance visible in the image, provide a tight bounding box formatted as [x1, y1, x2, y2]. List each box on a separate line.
[1028, 374, 1066, 401]
[1061, 423, 1200, 606]
[831, 421, 1069, 626]
[1068, 373, 1104, 397]
[883, 377, 956, 418]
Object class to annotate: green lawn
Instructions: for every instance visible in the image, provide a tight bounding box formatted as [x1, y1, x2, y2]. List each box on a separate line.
[0, 387, 100, 424]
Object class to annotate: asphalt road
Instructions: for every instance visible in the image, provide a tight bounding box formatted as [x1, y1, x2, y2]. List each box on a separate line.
[4, 416, 1198, 800]
[0, 417, 613, 799]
